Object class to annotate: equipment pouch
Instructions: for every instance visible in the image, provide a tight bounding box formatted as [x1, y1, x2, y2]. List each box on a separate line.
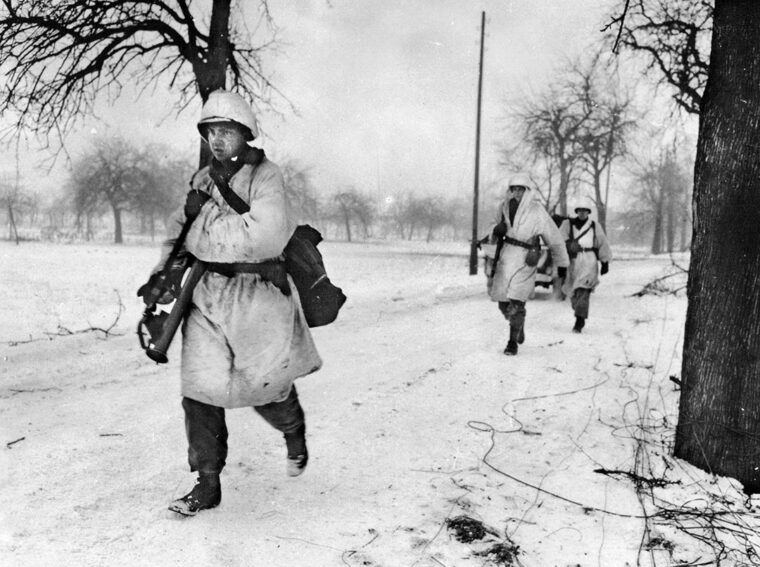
[525, 247, 541, 267]
[284, 225, 347, 327]
[566, 239, 581, 259]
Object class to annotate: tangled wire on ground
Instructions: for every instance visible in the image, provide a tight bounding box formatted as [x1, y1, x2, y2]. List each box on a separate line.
[631, 259, 688, 297]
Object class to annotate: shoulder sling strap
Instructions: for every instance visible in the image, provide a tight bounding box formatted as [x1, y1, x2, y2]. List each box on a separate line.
[207, 147, 265, 214]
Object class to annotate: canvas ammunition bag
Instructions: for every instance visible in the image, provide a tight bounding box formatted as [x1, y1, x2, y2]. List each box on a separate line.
[566, 222, 594, 259]
[210, 161, 346, 327]
[495, 213, 542, 268]
[503, 234, 542, 267]
[283, 225, 347, 327]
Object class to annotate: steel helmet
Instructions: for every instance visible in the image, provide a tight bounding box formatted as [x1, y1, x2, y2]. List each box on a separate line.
[507, 172, 534, 191]
[573, 196, 595, 215]
[197, 90, 259, 141]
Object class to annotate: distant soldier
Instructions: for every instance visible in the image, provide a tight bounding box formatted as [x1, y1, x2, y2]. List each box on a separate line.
[138, 90, 322, 516]
[487, 173, 570, 356]
[559, 202, 613, 333]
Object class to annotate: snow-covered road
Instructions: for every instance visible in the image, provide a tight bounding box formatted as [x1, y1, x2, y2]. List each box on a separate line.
[6, 241, 749, 566]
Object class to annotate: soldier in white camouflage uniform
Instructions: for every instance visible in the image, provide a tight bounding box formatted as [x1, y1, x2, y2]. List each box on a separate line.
[140, 90, 321, 516]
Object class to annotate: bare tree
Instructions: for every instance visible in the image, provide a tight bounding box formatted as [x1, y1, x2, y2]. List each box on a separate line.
[384, 192, 428, 241]
[572, 57, 637, 231]
[69, 135, 154, 243]
[511, 88, 590, 216]
[506, 56, 628, 216]
[326, 188, 375, 242]
[0, 0, 286, 165]
[132, 146, 192, 240]
[436, 196, 470, 241]
[626, 128, 693, 253]
[606, 0, 712, 114]
[504, 54, 636, 223]
[411, 196, 446, 243]
[0, 176, 35, 243]
[281, 160, 320, 227]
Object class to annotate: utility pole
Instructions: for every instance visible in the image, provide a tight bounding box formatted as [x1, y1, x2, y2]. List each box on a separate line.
[469, 11, 485, 275]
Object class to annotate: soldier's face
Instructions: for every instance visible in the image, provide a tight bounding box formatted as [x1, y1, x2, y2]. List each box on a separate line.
[576, 209, 590, 220]
[509, 186, 527, 203]
[207, 124, 248, 162]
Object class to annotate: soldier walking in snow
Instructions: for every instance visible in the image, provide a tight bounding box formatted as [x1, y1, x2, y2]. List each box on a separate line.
[559, 202, 613, 333]
[487, 173, 570, 356]
[138, 90, 322, 516]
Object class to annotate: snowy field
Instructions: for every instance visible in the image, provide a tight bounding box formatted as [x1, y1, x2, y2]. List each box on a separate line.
[2, 239, 758, 567]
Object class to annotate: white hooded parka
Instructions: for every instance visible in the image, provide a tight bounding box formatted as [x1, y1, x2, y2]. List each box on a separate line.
[488, 184, 569, 302]
[159, 158, 322, 408]
[559, 216, 613, 295]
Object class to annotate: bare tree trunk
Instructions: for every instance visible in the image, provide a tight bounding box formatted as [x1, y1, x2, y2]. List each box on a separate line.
[663, 155, 677, 253]
[112, 206, 123, 244]
[592, 170, 607, 231]
[7, 204, 19, 244]
[675, 0, 760, 493]
[666, 191, 676, 253]
[193, 0, 233, 168]
[651, 192, 664, 254]
[342, 209, 352, 242]
[558, 159, 571, 216]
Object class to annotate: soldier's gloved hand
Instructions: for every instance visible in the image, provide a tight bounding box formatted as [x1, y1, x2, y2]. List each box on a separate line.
[492, 221, 507, 239]
[184, 189, 211, 221]
[557, 266, 567, 279]
[137, 271, 176, 305]
[600, 262, 609, 275]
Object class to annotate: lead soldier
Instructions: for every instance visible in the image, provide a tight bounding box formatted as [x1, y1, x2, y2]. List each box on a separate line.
[487, 173, 570, 355]
[139, 90, 322, 516]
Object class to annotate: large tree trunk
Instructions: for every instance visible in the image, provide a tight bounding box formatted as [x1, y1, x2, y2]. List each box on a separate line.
[193, 0, 233, 168]
[674, 0, 760, 493]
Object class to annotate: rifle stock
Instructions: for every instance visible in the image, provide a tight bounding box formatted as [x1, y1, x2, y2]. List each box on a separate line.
[490, 237, 504, 277]
[143, 260, 207, 363]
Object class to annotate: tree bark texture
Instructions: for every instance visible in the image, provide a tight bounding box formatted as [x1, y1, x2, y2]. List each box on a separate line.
[675, 0, 760, 493]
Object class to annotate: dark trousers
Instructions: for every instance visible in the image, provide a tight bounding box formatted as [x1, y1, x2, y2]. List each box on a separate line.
[498, 299, 526, 342]
[571, 288, 591, 319]
[182, 386, 305, 474]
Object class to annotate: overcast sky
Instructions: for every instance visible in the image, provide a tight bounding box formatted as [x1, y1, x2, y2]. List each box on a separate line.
[3, 0, 623, 204]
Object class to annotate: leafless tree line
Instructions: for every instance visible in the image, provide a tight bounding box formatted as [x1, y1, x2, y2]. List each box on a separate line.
[495, 49, 693, 253]
[0, 137, 479, 244]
